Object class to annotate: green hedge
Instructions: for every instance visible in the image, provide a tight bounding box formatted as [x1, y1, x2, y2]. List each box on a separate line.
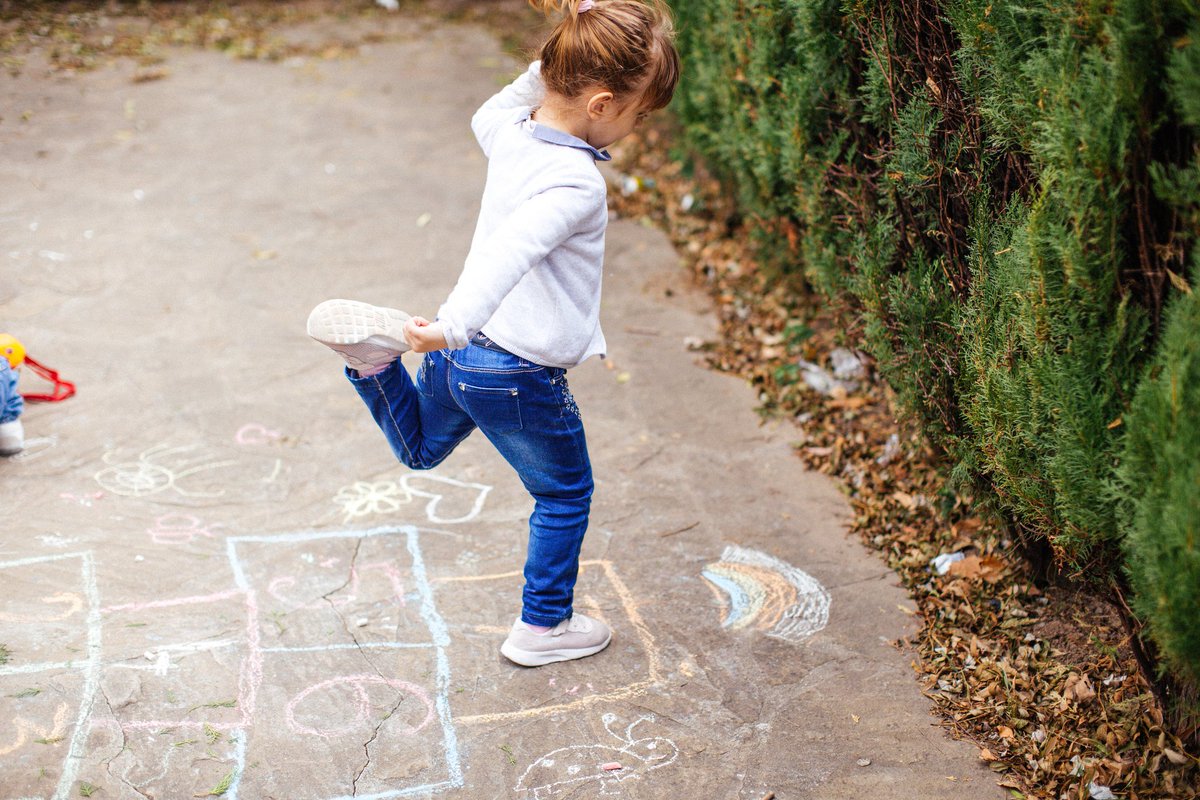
[1119, 12, 1200, 689]
[672, 0, 1198, 702]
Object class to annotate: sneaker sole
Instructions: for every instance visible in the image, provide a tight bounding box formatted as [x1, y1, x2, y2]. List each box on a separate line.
[499, 633, 612, 667]
[307, 299, 412, 369]
[307, 299, 412, 346]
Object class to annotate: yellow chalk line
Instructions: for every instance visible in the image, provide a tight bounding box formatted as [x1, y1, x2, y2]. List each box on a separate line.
[436, 560, 664, 726]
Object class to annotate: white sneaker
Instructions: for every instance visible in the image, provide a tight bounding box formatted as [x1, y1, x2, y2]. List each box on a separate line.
[306, 299, 412, 372]
[500, 613, 612, 667]
[0, 419, 24, 456]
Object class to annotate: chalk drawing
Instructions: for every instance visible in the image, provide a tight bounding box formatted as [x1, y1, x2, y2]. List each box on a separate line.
[0, 703, 69, 757]
[0, 591, 82, 623]
[700, 544, 831, 642]
[93, 444, 236, 498]
[0, 551, 103, 800]
[514, 713, 678, 799]
[332, 473, 491, 524]
[1, 525, 662, 799]
[284, 674, 435, 739]
[333, 481, 411, 520]
[147, 512, 220, 544]
[402, 474, 491, 524]
[234, 423, 281, 445]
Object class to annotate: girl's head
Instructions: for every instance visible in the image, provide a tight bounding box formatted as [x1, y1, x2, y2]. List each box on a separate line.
[529, 0, 680, 132]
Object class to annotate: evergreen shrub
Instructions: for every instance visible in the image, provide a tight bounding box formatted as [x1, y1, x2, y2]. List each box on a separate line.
[671, 0, 1199, 703]
[1118, 13, 1200, 689]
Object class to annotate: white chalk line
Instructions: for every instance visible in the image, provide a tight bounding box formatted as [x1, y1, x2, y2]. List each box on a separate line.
[0, 661, 76, 677]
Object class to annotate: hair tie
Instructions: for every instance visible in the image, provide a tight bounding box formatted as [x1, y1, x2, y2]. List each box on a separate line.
[578, 0, 594, 13]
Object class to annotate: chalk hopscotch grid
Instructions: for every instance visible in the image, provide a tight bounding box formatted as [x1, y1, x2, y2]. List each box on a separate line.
[0, 528, 460, 800]
[224, 525, 463, 800]
[0, 551, 103, 800]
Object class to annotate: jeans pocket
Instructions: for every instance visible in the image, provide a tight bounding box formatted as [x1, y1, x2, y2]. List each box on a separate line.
[458, 382, 523, 434]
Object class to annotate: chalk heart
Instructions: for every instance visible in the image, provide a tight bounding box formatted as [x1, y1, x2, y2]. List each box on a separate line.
[284, 674, 434, 739]
[400, 473, 491, 524]
[234, 423, 281, 445]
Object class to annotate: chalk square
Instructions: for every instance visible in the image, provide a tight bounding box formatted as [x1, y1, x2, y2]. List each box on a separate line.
[433, 560, 663, 724]
[100, 590, 254, 731]
[228, 527, 436, 649]
[243, 647, 455, 798]
[0, 552, 91, 669]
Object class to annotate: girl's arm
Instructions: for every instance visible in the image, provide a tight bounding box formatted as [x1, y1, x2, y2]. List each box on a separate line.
[436, 181, 600, 351]
[472, 62, 545, 157]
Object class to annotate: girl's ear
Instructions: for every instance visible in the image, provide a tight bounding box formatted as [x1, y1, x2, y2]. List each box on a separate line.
[585, 90, 616, 119]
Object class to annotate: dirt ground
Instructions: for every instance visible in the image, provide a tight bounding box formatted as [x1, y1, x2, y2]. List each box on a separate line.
[0, 9, 1006, 799]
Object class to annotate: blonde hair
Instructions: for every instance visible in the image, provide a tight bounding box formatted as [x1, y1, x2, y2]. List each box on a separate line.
[527, 0, 680, 111]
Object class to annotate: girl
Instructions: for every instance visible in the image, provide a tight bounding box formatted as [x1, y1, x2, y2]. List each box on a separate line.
[307, 0, 679, 666]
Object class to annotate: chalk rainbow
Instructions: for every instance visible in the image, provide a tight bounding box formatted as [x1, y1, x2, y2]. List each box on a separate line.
[701, 545, 831, 642]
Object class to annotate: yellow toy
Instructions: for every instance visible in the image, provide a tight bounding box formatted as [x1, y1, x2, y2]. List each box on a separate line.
[0, 334, 25, 370]
[0, 334, 73, 402]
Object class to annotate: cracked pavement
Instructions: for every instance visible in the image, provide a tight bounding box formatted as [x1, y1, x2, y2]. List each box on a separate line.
[0, 9, 1004, 800]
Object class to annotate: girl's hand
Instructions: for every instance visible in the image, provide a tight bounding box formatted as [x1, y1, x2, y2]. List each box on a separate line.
[404, 317, 448, 353]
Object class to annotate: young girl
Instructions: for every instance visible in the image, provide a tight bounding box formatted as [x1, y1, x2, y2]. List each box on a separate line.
[307, 0, 679, 666]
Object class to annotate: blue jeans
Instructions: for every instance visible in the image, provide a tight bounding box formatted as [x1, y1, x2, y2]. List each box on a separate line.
[0, 361, 22, 424]
[349, 339, 593, 627]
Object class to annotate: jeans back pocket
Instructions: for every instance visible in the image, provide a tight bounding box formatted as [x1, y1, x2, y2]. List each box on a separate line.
[457, 382, 523, 434]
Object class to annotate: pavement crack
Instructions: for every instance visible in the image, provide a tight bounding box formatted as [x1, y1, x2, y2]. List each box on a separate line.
[96, 687, 128, 770]
[323, 538, 363, 604]
[324, 539, 389, 682]
[97, 688, 152, 800]
[351, 694, 404, 794]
